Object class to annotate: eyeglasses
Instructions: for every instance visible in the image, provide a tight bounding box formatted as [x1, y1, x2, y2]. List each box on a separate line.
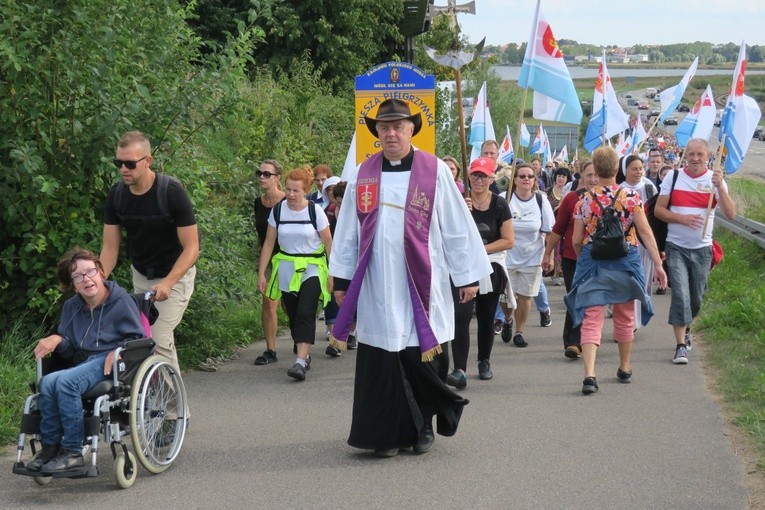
[72, 267, 98, 284]
[257, 171, 279, 179]
[517, 174, 535, 180]
[113, 156, 148, 170]
[469, 173, 491, 181]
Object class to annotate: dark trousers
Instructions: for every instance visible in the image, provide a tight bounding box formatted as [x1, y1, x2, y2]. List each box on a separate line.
[562, 257, 581, 348]
[281, 276, 321, 344]
[451, 284, 502, 372]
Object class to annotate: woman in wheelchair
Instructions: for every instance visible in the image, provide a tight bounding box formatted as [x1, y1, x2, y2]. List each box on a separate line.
[27, 247, 145, 474]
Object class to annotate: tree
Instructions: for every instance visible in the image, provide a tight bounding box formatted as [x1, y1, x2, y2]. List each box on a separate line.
[0, 0, 257, 332]
[190, 0, 406, 93]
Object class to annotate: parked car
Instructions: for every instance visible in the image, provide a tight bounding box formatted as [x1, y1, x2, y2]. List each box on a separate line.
[627, 99, 638, 106]
[663, 116, 678, 126]
[649, 108, 661, 117]
[754, 126, 765, 139]
[676, 103, 690, 112]
[638, 101, 649, 110]
[625, 93, 633, 98]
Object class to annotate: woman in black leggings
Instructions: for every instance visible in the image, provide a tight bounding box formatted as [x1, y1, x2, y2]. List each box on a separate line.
[447, 157, 514, 389]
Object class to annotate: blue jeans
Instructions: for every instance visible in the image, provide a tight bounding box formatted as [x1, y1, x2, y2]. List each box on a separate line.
[39, 353, 109, 452]
[666, 242, 712, 326]
[533, 280, 550, 313]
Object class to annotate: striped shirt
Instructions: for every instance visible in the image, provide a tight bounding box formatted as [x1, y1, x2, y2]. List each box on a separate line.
[660, 168, 726, 249]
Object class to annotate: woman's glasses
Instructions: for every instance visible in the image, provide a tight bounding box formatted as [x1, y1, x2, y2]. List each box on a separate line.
[112, 156, 148, 170]
[72, 267, 98, 284]
[257, 171, 279, 178]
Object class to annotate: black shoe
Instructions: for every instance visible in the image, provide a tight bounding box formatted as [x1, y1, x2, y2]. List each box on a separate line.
[477, 360, 493, 380]
[40, 450, 84, 473]
[617, 368, 632, 384]
[26, 444, 61, 472]
[287, 363, 306, 381]
[446, 369, 467, 389]
[655, 287, 667, 295]
[512, 332, 527, 348]
[325, 345, 341, 358]
[375, 448, 399, 458]
[347, 334, 358, 350]
[254, 349, 277, 365]
[540, 310, 552, 327]
[413, 427, 434, 455]
[501, 319, 514, 343]
[582, 377, 599, 395]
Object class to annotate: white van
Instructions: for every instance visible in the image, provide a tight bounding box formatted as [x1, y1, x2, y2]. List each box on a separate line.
[646, 87, 658, 98]
[714, 109, 723, 127]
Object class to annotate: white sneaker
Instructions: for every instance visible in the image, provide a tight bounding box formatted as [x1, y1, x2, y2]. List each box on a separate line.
[673, 344, 689, 364]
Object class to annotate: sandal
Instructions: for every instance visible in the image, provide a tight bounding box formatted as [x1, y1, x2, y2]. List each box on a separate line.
[254, 350, 277, 365]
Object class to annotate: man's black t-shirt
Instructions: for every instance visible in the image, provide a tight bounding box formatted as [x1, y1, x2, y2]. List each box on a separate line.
[104, 174, 196, 279]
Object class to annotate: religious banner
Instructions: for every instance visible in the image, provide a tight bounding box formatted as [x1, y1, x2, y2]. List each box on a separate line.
[355, 62, 436, 163]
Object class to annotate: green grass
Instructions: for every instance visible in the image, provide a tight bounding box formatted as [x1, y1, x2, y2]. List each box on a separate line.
[696, 176, 765, 470]
[0, 319, 41, 444]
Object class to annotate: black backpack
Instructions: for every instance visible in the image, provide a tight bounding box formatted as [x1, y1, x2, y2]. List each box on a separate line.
[114, 173, 202, 251]
[588, 188, 630, 260]
[273, 201, 318, 232]
[643, 170, 679, 252]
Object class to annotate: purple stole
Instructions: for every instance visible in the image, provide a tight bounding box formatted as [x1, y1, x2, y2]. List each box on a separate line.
[332, 150, 441, 361]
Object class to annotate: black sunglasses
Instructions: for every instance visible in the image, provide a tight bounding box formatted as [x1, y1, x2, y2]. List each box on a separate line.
[256, 171, 279, 178]
[113, 156, 148, 170]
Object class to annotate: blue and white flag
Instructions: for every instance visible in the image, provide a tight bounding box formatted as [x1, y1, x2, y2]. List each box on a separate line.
[675, 85, 716, 148]
[584, 52, 629, 152]
[520, 123, 531, 147]
[518, 0, 583, 125]
[530, 124, 544, 154]
[497, 125, 515, 164]
[659, 57, 698, 121]
[719, 42, 761, 173]
[468, 81, 497, 162]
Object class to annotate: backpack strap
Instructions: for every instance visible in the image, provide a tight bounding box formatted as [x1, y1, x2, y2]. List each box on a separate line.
[113, 172, 173, 220]
[535, 191, 543, 212]
[274, 201, 319, 232]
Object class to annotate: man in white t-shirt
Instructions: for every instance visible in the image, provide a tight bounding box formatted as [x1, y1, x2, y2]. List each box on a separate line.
[654, 138, 735, 364]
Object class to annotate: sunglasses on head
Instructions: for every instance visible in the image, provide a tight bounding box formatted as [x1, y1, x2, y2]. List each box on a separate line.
[113, 156, 148, 170]
[256, 170, 279, 178]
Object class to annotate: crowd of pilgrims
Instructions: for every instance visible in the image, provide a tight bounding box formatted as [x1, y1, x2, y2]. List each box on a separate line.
[253, 143, 675, 389]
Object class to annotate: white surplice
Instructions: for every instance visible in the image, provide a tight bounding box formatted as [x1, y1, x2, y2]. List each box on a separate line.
[330, 156, 492, 353]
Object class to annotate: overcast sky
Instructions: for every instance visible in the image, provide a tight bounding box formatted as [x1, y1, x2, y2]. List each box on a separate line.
[455, 0, 764, 48]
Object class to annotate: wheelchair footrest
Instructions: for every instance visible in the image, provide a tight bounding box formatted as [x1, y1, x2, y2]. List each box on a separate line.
[12, 462, 97, 479]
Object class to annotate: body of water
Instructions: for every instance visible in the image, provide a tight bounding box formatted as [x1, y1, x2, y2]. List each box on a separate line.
[493, 65, 765, 81]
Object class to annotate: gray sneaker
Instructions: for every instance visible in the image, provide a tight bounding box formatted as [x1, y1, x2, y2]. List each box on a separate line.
[673, 344, 689, 364]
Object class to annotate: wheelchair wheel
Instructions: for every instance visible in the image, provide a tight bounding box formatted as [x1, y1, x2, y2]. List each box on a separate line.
[114, 451, 137, 489]
[129, 355, 187, 474]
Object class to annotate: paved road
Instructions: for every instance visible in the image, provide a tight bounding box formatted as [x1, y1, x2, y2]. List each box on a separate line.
[1, 283, 750, 509]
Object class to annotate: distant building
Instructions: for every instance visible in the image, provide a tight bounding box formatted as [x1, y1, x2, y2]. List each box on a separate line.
[628, 54, 649, 63]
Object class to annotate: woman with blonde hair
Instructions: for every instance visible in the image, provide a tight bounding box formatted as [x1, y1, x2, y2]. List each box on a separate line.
[253, 160, 286, 366]
[565, 147, 667, 394]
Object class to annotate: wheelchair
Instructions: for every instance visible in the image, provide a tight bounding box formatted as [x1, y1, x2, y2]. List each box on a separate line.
[12, 294, 187, 489]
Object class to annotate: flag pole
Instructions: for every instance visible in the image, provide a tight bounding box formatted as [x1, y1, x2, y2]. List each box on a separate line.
[455, 67, 470, 197]
[514, 88, 529, 178]
[702, 134, 725, 238]
[638, 114, 662, 153]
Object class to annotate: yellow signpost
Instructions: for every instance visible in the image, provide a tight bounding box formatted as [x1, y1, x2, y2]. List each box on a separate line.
[354, 62, 436, 164]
